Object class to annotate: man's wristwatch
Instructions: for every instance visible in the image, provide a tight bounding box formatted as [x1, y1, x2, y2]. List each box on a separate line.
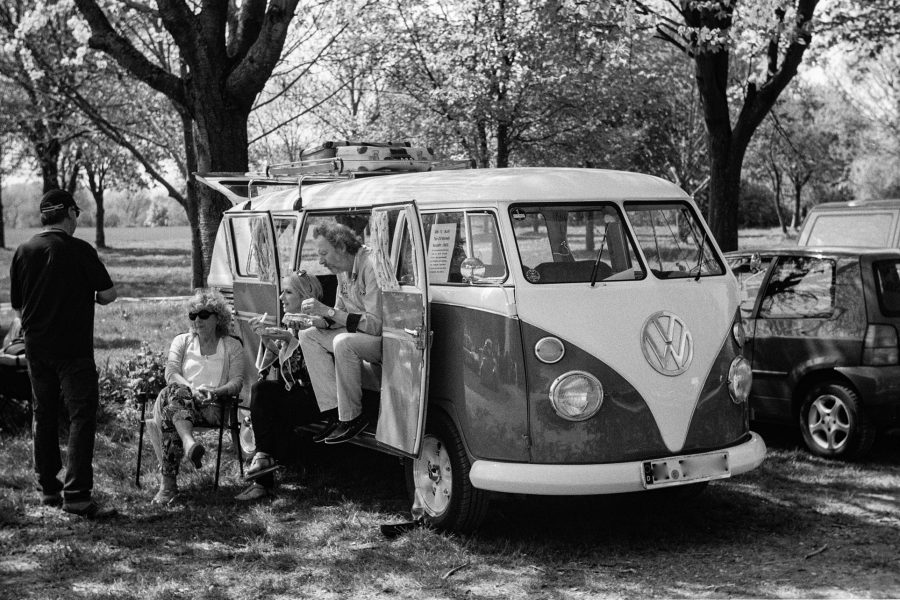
[327, 308, 336, 317]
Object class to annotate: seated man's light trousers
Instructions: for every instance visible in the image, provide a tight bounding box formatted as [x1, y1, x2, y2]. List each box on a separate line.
[299, 327, 381, 422]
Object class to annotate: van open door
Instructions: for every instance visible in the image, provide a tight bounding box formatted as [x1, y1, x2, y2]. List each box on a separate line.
[195, 173, 298, 206]
[222, 212, 284, 395]
[372, 203, 431, 457]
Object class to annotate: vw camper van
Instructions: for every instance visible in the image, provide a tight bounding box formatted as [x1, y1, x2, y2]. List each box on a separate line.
[200, 162, 766, 532]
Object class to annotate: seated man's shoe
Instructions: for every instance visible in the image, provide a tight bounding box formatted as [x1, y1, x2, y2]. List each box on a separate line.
[40, 492, 62, 507]
[62, 500, 118, 520]
[235, 482, 272, 502]
[186, 442, 205, 469]
[312, 417, 340, 443]
[324, 414, 369, 444]
[245, 452, 281, 481]
[151, 488, 178, 505]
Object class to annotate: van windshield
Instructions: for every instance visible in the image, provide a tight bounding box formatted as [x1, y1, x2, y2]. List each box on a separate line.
[624, 202, 725, 279]
[509, 204, 645, 284]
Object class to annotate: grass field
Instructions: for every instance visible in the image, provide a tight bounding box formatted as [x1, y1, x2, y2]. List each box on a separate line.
[2, 224, 899, 598]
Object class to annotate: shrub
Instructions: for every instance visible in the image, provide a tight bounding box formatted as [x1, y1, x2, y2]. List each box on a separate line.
[98, 343, 167, 427]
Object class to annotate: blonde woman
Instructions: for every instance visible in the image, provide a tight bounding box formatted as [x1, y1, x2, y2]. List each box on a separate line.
[237, 271, 334, 501]
[148, 288, 244, 505]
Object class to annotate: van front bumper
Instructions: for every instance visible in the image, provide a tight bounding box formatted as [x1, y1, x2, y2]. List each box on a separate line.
[469, 431, 766, 495]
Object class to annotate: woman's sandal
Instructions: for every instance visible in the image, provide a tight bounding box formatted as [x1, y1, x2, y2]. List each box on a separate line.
[186, 443, 205, 469]
[244, 452, 282, 481]
[151, 488, 179, 505]
[235, 483, 271, 502]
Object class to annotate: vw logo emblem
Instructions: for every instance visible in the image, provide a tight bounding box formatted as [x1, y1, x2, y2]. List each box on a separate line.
[641, 311, 693, 376]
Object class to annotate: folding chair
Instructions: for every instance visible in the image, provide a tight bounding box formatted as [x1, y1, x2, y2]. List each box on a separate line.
[134, 392, 244, 489]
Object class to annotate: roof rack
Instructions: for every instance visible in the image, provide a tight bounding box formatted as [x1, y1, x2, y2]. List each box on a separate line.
[266, 157, 475, 178]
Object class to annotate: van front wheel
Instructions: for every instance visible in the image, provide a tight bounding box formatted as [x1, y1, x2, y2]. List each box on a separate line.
[404, 410, 489, 533]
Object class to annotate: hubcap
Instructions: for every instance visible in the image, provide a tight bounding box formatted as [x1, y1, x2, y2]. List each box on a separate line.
[412, 434, 453, 517]
[807, 393, 851, 452]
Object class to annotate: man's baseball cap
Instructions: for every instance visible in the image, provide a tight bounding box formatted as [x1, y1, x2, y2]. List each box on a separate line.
[40, 189, 80, 214]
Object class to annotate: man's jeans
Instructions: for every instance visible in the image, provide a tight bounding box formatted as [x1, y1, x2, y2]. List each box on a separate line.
[28, 355, 99, 503]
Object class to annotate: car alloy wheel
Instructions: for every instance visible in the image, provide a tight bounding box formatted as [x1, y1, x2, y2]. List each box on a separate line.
[799, 381, 875, 460]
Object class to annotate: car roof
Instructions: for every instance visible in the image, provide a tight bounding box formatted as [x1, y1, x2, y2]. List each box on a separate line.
[808, 198, 900, 210]
[226, 168, 689, 213]
[725, 246, 900, 259]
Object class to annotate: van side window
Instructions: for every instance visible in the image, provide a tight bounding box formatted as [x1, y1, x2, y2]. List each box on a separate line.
[229, 215, 278, 282]
[422, 211, 506, 284]
[758, 256, 836, 319]
[510, 204, 644, 283]
[273, 217, 297, 274]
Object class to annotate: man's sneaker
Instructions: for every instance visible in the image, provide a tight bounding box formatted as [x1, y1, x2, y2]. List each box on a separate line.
[311, 417, 340, 443]
[324, 414, 369, 444]
[62, 500, 118, 520]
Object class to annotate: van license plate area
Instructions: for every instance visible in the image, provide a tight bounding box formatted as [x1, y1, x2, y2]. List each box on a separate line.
[642, 452, 730, 488]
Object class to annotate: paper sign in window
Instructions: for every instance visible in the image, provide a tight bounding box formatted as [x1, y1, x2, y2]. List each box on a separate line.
[427, 223, 457, 283]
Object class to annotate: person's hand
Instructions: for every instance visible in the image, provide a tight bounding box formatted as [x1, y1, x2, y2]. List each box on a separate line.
[249, 312, 269, 336]
[260, 326, 292, 342]
[309, 316, 329, 329]
[194, 384, 216, 401]
[300, 298, 331, 317]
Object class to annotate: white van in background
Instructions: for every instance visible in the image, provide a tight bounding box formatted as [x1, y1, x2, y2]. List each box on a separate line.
[798, 199, 900, 248]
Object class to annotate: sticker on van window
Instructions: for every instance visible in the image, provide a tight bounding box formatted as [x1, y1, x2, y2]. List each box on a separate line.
[427, 223, 457, 283]
[525, 268, 541, 283]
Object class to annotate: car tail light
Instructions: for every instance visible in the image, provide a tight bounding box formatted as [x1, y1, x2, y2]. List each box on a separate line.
[863, 324, 899, 366]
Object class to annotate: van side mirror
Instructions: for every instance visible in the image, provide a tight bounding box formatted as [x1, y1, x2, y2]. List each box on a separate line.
[460, 257, 486, 283]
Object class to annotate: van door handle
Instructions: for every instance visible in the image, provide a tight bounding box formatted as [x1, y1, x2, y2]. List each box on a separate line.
[404, 327, 420, 337]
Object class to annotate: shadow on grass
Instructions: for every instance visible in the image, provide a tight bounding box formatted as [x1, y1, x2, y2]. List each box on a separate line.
[2, 418, 898, 599]
[93, 337, 145, 350]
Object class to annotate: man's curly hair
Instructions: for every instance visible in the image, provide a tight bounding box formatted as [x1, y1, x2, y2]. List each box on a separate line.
[312, 221, 363, 255]
[187, 288, 233, 338]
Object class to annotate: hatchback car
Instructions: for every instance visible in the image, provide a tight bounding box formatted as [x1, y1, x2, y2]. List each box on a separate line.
[726, 247, 900, 459]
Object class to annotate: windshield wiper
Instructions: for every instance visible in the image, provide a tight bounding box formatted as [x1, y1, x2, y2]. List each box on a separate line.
[590, 223, 611, 287]
[694, 227, 708, 282]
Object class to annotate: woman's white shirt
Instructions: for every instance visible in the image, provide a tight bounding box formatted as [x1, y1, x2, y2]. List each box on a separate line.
[182, 336, 225, 389]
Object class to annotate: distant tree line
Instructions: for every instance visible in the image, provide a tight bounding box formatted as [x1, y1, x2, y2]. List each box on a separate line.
[2, 1, 899, 281]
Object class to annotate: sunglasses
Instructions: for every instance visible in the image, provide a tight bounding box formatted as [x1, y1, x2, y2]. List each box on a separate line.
[71, 206, 81, 217]
[189, 310, 215, 321]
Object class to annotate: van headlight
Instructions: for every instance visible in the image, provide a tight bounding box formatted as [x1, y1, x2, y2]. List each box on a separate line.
[549, 371, 603, 421]
[728, 356, 752, 404]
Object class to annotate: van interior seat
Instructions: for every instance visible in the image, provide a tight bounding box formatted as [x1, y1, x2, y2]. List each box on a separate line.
[531, 260, 612, 283]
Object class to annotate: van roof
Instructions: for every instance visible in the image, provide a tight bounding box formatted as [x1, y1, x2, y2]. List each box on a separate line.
[226, 168, 688, 213]
[726, 246, 900, 259]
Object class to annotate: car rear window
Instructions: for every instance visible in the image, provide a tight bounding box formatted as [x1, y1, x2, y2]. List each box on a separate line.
[803, 212, 896, 247]
[874, 260, 900, 315]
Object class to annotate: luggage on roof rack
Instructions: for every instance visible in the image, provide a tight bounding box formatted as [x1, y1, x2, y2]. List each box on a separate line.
[267, 148, 473, 178]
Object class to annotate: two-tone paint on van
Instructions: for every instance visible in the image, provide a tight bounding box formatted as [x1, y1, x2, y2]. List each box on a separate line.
[205, 167, 766, 532]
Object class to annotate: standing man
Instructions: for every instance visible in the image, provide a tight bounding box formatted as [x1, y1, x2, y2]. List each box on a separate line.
[10, 189, 118, 518]
[298, 221, 382, 444]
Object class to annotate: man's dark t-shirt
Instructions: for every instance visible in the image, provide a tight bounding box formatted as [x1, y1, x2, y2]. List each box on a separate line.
[10, 231, 113, 359]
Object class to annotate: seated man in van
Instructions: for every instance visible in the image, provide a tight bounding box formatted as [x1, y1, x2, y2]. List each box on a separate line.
[298, 222, 383, 444]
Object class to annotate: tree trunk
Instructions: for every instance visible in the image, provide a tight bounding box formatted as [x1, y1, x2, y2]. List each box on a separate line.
[191, 103, 249, 284]
[180, 111, 205, 289]
[92, 188, 106, 249]
[496, 122, 510, 168]
[36, 138, 61, 193]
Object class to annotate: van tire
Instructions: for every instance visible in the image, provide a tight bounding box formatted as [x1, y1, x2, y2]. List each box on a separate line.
[404, 409, 490, 534]
[799, 381, 875, 460]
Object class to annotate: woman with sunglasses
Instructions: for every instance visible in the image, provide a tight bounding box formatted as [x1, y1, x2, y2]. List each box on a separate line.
[147, 288, 244, 504]
[236, 271, 332, 501]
